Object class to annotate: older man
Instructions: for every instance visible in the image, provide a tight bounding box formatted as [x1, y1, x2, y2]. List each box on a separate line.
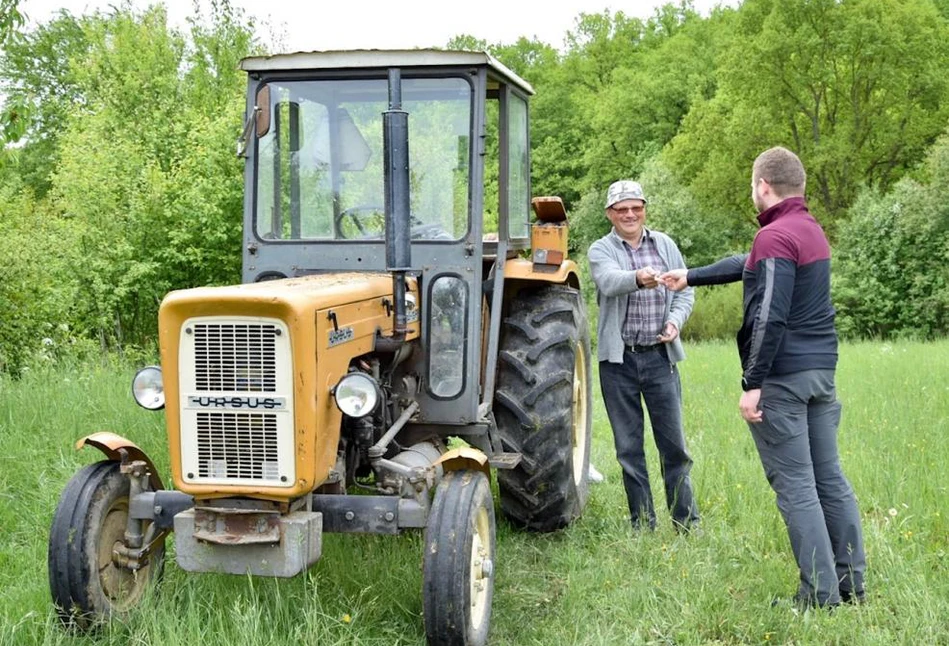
[588, 180, 699, 532]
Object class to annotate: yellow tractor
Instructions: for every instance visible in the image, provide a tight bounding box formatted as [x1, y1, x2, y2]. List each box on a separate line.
[49, 49, 592, 646]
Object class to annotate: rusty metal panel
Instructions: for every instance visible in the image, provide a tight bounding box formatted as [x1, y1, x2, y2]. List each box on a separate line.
[191, 507, 281, 545]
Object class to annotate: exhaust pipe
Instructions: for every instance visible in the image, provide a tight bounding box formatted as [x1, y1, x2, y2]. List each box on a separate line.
[383, 68, 411, 336]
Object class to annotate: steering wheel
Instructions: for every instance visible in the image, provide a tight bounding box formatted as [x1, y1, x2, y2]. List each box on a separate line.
[410, 222, 454, 241]
[336, 206, 453, 241]
[335, 205, 384, 239]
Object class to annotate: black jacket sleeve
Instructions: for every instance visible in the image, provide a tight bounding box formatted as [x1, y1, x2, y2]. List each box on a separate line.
[742, 256, 796, 389]
[687, 254, 748, 286]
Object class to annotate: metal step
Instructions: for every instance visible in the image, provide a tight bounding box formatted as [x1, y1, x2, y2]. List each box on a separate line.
[488, 452, 522, 469]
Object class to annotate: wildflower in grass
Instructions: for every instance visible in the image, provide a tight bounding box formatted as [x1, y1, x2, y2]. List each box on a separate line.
[342, 614, 352, 624]
[888, 508, 898, 517]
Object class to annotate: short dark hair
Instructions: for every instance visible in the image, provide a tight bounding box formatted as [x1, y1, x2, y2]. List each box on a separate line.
[752, 146, 806, 198]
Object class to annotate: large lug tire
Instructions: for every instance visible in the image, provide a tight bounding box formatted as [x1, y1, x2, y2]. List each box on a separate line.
[48, 460, 165, 629]
[422, 470, 496, 646]
[495, 284, 592, 532]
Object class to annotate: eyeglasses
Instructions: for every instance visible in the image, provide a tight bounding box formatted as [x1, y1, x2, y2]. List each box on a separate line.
[609, 205, 645, 215]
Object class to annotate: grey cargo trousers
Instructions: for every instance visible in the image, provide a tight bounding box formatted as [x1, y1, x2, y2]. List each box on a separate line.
[748, 369, 866, 605]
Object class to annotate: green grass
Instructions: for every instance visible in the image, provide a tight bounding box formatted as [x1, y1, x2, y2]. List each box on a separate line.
[1, 341, 947, 645]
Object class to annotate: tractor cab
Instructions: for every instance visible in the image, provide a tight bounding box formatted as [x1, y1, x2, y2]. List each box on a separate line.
[239, 50, 536, 427]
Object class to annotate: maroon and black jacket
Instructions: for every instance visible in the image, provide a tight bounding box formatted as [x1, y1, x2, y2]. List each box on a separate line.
[686, 197, 838, 390]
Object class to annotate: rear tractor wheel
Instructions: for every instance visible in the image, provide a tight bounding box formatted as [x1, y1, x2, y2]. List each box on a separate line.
[422, 469, 495, 646]
[48, 460, 165, 629]
[495, 285, 592, 531]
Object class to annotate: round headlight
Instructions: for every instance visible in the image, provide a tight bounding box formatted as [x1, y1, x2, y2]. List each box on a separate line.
[132, 366, 165, 410]
[334, 373, 380, 417]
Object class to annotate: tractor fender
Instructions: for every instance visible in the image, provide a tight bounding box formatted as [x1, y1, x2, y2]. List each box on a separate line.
[76, 431, 164, 490]
[434, 447, 490, 476]
[503, 257, 581, 290]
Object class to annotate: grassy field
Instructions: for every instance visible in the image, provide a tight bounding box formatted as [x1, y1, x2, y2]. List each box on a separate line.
[1, 340, 947, 645]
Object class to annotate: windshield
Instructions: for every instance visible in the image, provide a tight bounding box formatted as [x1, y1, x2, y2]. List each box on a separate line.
[254, 77, 471, 242]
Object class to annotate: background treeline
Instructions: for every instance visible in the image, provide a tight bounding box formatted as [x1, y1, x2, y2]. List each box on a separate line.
[2, 0, 949, 376]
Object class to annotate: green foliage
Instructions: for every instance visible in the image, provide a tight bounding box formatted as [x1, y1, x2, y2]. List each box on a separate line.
[582, 5, 720, 191]
[568, 189, 611, 257]
[0, 1, 258, 369]
[833, 131, 949, 339]
[666, 0, 949, 243]
[681, 282, 744, 342]
[0, 0, 19, 38]
[45, 3, 255, 351]
[0, 184, 90, 376]
[2, 0, 949, 371]
[638, 155, 741, 267]
[0, 10, 91, 195]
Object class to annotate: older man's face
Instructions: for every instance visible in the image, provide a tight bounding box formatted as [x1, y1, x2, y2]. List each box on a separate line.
[606, 199, 647, 243]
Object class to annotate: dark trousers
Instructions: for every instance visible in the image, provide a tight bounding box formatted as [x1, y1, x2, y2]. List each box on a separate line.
[749, 369, 866, 605]
[599, 346, 699, 529]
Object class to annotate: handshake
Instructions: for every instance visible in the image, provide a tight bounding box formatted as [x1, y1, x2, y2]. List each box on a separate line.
[637, 267, 688, 292]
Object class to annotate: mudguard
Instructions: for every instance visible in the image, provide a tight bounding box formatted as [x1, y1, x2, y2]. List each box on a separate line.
[76, 431, 165, 490]
[434, 447, 490, 476]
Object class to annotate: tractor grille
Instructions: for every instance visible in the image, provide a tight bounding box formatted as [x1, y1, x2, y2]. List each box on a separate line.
[193, 323, 278, 392]
[196, 412, 280, 480]
[179, 317, 294, 487]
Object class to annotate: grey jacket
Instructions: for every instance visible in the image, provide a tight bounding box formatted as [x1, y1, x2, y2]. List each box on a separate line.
[588, 227, 695, 364]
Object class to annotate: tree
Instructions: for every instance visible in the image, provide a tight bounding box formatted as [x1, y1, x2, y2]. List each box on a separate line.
[582, 4, 725, 192]
[46, 1, 257, 351]
[665, 0, 949, 242]
[0, 0, 20, 39]
[0, 11, 92, 195]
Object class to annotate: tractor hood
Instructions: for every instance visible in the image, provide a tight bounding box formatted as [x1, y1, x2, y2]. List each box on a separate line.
[160, 273, 405, 315]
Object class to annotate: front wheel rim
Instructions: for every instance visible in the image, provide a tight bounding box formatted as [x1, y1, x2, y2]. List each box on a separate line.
[468, 504, 492, 629]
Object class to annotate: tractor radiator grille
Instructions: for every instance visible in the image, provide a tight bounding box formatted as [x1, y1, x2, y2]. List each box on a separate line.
[196, 412, 280, 480]
[193, 323, 278, 392]
[179, 317, 294, 487]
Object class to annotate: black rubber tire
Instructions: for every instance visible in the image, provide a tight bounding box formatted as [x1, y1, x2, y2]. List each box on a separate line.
[48, 460, 165, 630]
[422, 470, 495, 646]
[495, 284, 592, 532]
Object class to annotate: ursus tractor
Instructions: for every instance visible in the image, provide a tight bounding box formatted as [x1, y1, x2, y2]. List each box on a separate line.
[49, 49, 592, 646]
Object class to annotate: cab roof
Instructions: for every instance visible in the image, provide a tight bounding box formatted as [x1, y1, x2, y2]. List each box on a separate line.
[239, 49, 534, 95]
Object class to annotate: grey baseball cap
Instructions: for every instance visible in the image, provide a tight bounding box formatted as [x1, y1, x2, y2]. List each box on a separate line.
[605, 180, 647, 209]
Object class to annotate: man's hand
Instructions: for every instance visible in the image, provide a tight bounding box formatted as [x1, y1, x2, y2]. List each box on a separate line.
[739, 389, 763, 423]
[659, 268, 688, 292]
[636, 266, 661, 289]
[657, 321, 679, 343]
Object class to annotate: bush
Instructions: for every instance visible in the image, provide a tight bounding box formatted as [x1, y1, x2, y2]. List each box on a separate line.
[0, 186, 88, 376]
[833, 132, 949, 339]
[681, 282, 743, 342]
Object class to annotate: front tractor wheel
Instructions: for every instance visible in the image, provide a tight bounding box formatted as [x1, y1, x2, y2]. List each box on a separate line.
[495, 285, 593, 532]
[48, 460, 164, 629]
[422, 470, 496, 646]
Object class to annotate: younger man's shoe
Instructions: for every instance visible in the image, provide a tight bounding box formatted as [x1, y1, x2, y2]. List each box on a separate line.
[840, 589, 866, 605]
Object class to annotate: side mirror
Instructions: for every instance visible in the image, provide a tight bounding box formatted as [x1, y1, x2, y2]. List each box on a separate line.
[255, 86, 270, 137]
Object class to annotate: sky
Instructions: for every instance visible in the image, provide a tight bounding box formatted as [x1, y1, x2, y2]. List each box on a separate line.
[19, 0, 738, 52]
